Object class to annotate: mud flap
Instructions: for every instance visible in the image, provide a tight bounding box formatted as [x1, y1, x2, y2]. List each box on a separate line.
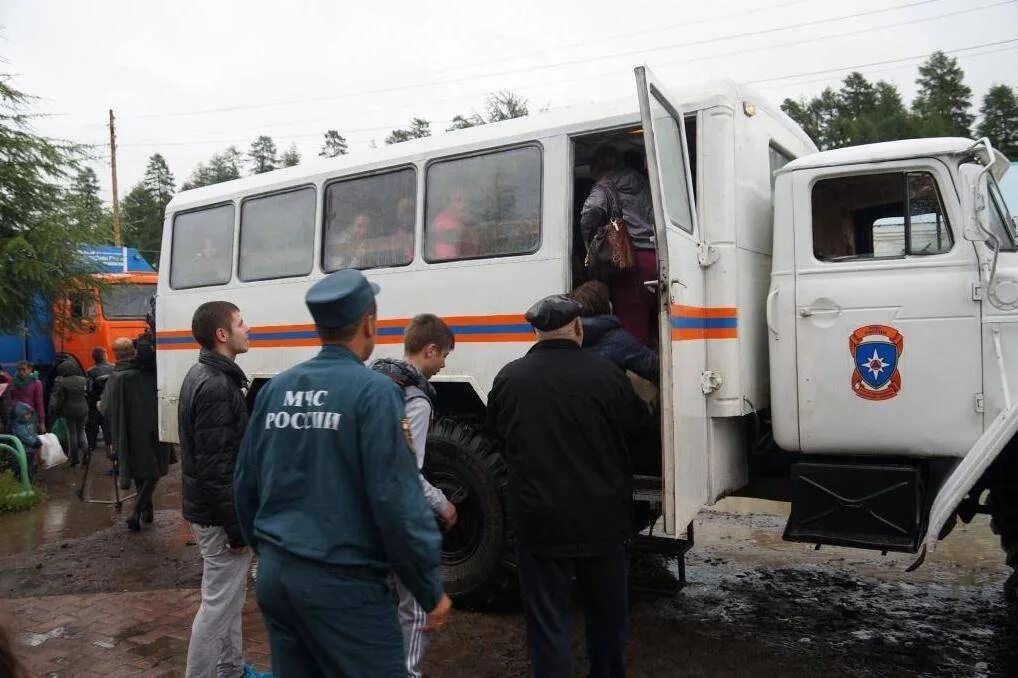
[909, 404, 1018, 571]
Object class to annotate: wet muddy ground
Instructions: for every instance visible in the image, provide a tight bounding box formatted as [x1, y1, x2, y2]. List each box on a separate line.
[2, 460, 1016, 677]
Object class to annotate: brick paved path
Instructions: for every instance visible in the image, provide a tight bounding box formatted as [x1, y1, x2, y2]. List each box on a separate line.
[1, 588, 271, 677]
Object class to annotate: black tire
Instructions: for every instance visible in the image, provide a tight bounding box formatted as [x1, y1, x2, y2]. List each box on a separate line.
[424, 417, 514, 609]
[987, 438, 1018, 602]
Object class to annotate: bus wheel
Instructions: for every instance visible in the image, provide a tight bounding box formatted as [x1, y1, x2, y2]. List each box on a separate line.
[424, 417, 514, 609]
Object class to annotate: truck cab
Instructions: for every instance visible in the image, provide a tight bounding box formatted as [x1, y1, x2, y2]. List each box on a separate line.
[769, 138, 1018, 564]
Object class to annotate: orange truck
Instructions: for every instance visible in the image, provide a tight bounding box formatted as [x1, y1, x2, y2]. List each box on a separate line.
[52, 270, 158, 372]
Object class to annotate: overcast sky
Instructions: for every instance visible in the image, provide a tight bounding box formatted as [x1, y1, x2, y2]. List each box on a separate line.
[4, 0, 1017, 199]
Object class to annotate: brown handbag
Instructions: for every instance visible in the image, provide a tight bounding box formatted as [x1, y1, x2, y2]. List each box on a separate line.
[584, 183, 636, 279]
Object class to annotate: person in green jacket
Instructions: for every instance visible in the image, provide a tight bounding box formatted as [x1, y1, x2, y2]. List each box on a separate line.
[235, 268, 451, 677]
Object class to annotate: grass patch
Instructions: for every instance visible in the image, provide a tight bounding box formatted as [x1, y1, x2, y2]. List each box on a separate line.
[0, 470, 42, 514]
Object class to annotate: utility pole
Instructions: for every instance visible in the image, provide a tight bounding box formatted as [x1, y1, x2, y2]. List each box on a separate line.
[109, 108, 122, 246]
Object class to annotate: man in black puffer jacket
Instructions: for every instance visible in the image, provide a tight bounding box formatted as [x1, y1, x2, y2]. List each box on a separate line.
[178, 300, 254, 678]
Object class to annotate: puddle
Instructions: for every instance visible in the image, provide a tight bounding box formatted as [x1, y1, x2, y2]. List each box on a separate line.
[0, 451, 181, 557]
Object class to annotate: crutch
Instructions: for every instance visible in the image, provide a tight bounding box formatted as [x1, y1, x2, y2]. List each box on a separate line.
[75, 445, 135, 510]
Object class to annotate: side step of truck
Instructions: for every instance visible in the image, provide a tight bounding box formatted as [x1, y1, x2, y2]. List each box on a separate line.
[630, 475, 693, 595]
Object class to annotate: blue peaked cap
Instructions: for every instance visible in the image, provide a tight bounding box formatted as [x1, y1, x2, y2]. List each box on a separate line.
[305, 269, 380, 328]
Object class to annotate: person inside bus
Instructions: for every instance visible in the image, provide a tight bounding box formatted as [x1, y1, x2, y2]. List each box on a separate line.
[429, 188, 471, 260]
[391, 195, 416, 263]
[192, 236, 230, 283]
[331, 212, 377, 269]
[580, 145, 658, 346]
[569, 280, 659, 384]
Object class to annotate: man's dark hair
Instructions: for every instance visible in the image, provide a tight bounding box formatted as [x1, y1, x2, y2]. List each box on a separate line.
[316, 301, 377, 344]
[404, 314, 455, 354]
[91, 347, 107, 364]
[591, 144, 619, 175]
[570, 280, 611, 317]
[191, 301, 240, 350]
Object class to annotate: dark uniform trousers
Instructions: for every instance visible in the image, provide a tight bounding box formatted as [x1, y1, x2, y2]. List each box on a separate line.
[517, 547, 629, 678]
[255, 544, 406, 678]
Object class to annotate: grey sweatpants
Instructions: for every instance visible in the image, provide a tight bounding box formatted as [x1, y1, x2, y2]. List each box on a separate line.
[393, 576, 428, 678]
[185, 524, 253, 678]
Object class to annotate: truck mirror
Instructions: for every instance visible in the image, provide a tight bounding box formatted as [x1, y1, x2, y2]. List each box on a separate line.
[963, 188, 991, 242]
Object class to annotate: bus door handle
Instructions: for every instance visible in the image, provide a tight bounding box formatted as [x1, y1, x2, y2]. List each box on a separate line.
[643, 280, 659, 292]
[798, 305, 841, 318]
[766, 288, 779, 337]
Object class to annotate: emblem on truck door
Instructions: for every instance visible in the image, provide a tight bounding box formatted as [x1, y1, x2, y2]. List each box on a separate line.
[849, 325, 904, 401]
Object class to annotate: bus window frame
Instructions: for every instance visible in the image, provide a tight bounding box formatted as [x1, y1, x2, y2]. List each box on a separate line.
[169, 200, 237, 290]
[238, 183, 318, 283]
[422, 141, 545, 265]
[321, 163, 419, 273]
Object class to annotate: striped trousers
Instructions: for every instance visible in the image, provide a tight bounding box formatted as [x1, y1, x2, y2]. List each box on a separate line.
[392, 576, 428, 678]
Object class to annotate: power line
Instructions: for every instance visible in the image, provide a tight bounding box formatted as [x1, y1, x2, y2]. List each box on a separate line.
[753, 43, 1018, 90]
[84, 0, 1013, 149]
[418, 0, 819, 78]
[117, 0, 949, 121]
[88, 34, 1017, 153]
[748, 37, 1018, 84]
[653, 0, 1016, 71]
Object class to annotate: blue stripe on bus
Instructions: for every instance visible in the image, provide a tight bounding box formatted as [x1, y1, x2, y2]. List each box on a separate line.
[448, 323, 532, 335]
[670, 317, 739, 330]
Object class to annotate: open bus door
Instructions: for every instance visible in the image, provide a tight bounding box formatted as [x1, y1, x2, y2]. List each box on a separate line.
[635, 66, 708, 537]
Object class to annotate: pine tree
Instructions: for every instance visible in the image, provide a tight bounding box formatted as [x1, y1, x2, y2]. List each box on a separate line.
[385, 118, 431, 145]
[912, 51, 974, 137]
[281, 143, 301, 167]
[142, 153, 175, 203]
[448, 90, 529, 131]
[976, 84, 1018, 157]
[181, 146, 243, 190]
[121, 154, 174, 266]
[65, 167, 112, 241]
[120, 183, 163, 266]
[248, 135, 279, 173]
[0, 75, 101, 330]
[447, 113, 485, 131]
[319, 130, 348, 158]
[485, 90, 528, 122]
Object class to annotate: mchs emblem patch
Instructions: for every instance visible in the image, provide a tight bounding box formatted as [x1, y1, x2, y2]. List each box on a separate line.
[849, 325, 904, 401]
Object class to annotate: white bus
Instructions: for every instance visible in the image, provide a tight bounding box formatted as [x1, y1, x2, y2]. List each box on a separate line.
[156, 67, 819, 604]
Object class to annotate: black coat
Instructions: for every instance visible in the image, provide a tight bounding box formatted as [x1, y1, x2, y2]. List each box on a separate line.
[581, 315, 660, 383]
[579, 167, 656, 250]
[51, 360, 89, 420]
[101, 360, 168, 485]
[178, 349, 249, 546]
[487, 340, 646, 557]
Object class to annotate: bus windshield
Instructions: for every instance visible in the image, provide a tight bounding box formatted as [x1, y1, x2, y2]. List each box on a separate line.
[101, 283, 156, 319]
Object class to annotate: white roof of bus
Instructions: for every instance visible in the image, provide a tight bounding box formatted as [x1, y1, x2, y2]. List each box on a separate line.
[167, 79, 795, 211]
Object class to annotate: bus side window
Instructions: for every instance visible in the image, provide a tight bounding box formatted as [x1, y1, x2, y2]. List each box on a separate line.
[323, 168, 416, 272]
[170, 203, 236, 289]
[239, 186, 316, 281]
[424, 145, 542, 262]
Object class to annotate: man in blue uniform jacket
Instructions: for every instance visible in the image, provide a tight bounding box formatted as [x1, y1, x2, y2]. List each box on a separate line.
[235, 268, 451, 677]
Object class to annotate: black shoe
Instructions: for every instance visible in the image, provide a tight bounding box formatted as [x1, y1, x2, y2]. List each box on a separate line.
[141, 507, 153, 524]
[69, 459, 79, 468]
[126, 517, 141, 532]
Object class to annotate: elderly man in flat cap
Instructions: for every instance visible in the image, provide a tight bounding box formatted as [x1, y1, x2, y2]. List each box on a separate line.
[487, 294, 646, 678]
[234, 269, 451, 677]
